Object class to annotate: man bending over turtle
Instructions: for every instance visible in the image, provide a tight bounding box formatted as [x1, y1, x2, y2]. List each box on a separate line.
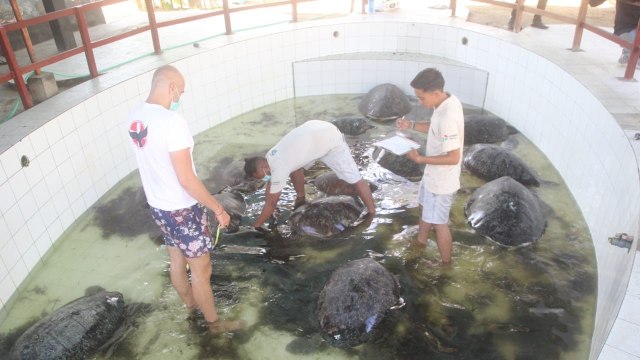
[244, 120, 376, 230]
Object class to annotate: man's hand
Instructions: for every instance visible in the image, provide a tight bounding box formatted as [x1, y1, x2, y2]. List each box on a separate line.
[396, 116, 413, 130]
[214, 210, 231, 229]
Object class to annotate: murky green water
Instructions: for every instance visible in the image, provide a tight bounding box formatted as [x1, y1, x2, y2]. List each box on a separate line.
[0, 95, 596, 359]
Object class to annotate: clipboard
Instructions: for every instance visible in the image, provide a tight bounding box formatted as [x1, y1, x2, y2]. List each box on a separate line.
[373, 135, 421, 155]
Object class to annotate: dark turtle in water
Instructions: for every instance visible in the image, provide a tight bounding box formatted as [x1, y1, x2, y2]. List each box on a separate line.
[358, 83, 412, 121]
[222, 160, 265, 193]
[312, 172, 378, 196]
[464, 176, 546, 247]
[317, 257, 402, 348]
[372, 147, 424, 182]
[210, 191, 246, 233]
[464, 114, 517, 145]
[331, 117, 375, 136]
[463, 144, 540, 186]
[289, 195, 364, 238]
[10, 291, 125, 360]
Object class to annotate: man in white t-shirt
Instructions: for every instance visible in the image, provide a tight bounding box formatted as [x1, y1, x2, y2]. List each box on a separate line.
[396, 68, 464, 266]
[244, 120, 376, 230]
[127, 65, 242, 333]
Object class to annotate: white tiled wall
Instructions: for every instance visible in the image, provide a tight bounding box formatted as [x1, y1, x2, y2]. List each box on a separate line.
[293, 55, 488, 107]
[0, 20, 637, 359]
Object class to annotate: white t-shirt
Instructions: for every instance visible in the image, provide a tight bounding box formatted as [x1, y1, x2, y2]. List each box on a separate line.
[127, 103, 197, 211]
[423, 94, 464, 194]
[266, 120, 344, 193]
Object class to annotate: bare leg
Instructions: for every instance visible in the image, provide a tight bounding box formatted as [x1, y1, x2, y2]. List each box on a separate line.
[185, 253, 245, 333]
[433, 223, 453, 264]
[184, 253, 217, 322]
[290, 168, 306, 207]
[417, 217, 432, 246]
[167, 246, 196, 309]
[353, 179, 376, 215]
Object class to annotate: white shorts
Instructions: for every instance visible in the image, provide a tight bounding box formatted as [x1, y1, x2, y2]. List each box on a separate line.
[320, 141, 362, 184]
[418, 184, 455, 225]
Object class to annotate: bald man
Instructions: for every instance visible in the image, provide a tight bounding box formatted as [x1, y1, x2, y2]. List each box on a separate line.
[127, 65, 242, 333]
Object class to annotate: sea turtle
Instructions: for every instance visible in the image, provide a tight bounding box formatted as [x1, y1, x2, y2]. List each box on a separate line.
[317, 258, 402, 348]
[210, 190, 246, 233]
[463, 144, 540, 186]
[288, 195, 364, 238]
[330, 117, 375, 136]
[464, 114, 517, 145]
[312, 172, 378, 196]
[9, 291, 125, 360]
[464, 176, 546, 247]
[221, 160, 265, 193]
[372, 146, 424, 182]
[358, 83, 412, 121]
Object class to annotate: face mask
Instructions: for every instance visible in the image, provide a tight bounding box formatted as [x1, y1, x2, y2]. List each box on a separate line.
[262, 168, 271, 182]
[169, 87, 181, 111]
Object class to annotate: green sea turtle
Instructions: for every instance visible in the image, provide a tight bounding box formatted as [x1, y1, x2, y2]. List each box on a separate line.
[288, 195, 364, 238]
[317, 258, 402, 348]
[463, 144, 540, 186]
[358, 83, 411, 121]
[464, 176, 546, 247]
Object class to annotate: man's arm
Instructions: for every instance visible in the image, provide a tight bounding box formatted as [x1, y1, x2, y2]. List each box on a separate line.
[170, 148, 230, 227]
[396, 117, 431, 133]
[405, 147, 461, 166]
[253, 184, 281, 228]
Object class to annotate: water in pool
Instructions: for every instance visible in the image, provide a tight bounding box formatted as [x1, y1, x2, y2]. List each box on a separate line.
[0, 94, 596, 359]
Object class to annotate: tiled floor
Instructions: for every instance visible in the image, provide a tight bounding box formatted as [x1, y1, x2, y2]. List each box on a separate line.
[1, 0, 639, 358]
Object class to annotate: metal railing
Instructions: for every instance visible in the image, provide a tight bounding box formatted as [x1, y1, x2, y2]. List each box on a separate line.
[454, 0, 640, 80]
[1, 0, 637, 117]
[0, 0, 333, 112]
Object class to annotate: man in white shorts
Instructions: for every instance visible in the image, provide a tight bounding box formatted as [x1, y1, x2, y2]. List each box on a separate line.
[244, 120, 376, 230]
[396, 68, 464, 266]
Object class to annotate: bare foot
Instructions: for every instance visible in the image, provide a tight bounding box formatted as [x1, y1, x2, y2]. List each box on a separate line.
[424, 259, 450, 268]
[208, 319, 246, 334]
[415, 238, 428, 247]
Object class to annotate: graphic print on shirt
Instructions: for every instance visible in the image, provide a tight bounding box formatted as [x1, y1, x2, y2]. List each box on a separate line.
[129, 120, 148, 148]
[442, 134, 458, 142]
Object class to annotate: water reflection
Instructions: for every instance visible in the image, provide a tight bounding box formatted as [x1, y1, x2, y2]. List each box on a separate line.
[0, 95, 595, 359]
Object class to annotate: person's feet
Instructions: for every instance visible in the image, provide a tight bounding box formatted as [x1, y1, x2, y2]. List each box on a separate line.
[208, 319, 246, 334]
[619, 53, 630, 65]
[531, 18, 548, 30]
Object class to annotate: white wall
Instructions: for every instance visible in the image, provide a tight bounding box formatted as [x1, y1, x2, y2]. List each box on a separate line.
[0, 20, 637, 359]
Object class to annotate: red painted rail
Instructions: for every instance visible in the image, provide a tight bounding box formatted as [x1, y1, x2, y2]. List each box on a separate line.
[458, 0, 639, 80]
[0, 0, 330, 111]
[1, 0, 636, 114]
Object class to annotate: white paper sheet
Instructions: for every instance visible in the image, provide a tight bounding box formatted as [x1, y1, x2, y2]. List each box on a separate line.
[373, 135, 421, 155]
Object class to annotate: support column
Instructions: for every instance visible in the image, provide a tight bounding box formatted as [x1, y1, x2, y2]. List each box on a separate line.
[42, 0, 78, 52]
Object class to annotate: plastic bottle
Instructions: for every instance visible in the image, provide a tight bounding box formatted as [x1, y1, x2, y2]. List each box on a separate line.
[368, 0, 375, 14]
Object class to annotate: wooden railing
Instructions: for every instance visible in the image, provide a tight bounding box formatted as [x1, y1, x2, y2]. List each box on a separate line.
[456, 0, 640, 80]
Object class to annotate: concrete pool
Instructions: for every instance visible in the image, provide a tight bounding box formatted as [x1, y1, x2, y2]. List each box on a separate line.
[0, 4, 638, 359]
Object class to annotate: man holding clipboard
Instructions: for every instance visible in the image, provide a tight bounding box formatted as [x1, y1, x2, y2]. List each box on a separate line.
[396, 68, 464, 266]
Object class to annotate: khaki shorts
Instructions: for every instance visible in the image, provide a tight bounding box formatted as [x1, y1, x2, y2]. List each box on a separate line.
[418, 184, 455, 225]
[319, 141, 362, 184]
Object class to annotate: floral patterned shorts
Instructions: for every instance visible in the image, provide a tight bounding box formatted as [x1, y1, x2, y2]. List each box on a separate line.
[150, 203, 213, 258]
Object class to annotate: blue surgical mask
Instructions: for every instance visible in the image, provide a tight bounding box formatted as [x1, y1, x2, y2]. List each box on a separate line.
[169, 87, 182, 111]
[262, 168, 271, 182]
